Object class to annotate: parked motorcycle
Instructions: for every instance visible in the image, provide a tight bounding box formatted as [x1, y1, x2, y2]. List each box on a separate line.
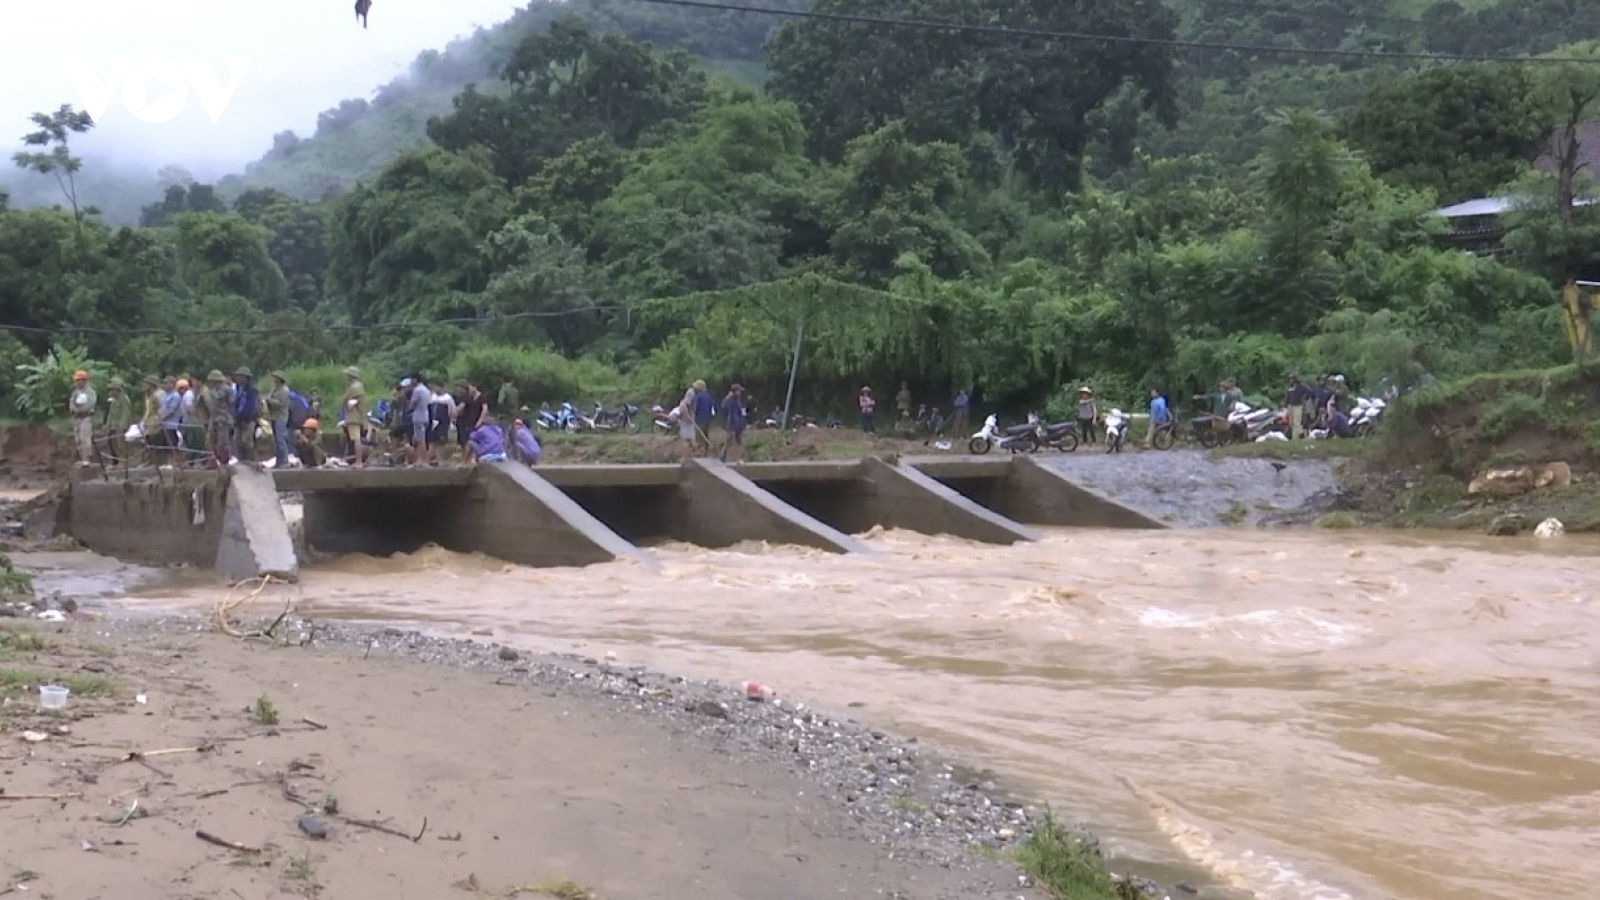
[592, 401, 640, 433]
[555, 401, 593, 433]
[969, 413, 1042, 455]
[1150, 420, 1177, 450]
[651, 404, 680, 434]
[531, 405, 561, 431]
[1230, 402, 1284, 442]
[1349, 397, 1385, 437]
[1103, 408, 1129, 453]
[1038, 419, 1080, 452]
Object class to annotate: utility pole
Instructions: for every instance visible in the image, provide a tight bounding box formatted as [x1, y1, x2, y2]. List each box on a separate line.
[779, 319, 804, 430]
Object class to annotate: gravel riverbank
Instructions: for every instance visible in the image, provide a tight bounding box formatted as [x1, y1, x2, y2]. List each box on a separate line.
[1038, 448, 1340, 528]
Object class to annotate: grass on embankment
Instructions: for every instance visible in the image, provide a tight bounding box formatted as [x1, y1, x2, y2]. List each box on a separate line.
[0, 623, 117, 706]
[1013, 812, 1143, 900]
[1323, 365, 1600, 530]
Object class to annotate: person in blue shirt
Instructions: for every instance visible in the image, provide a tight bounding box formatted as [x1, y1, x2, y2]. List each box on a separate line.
[719, 384, 747, 463]
[1144, 387, 1171, 449]
[951, 388, 970, 434]
[692, 383, 716, 452]
[157, 375, 184, 467]
[231, 367, 261, 465]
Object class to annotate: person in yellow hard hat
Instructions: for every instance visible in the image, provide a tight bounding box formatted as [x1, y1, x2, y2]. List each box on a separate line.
[69, 369, 97, 465]
[175, 377, 202, 465]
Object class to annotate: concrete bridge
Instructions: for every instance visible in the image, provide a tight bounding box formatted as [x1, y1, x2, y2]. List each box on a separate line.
[57, 456, 1163, 581]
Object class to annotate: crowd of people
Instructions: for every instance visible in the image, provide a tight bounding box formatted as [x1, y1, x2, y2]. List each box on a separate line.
[64, 365, 1394, 474]
[69, 367, 542, 472]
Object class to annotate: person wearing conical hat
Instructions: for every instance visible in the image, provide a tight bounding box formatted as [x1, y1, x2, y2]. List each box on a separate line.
[69, 369, 97, 465]
[266, 370, 293, 469]
[1076, 385, 1098, 445]
[342, 366, 368, 468]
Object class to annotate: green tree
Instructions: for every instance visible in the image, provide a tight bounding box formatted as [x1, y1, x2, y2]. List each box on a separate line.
[591, 92, 816, 297]
[326, 147, 511, 325]
[427, 19, 708, 187]
[481, 213, 612, 356]
[1255, 109, 1350, 333]
[825, 122, 990, 285]
[166, 212, 289, 310]
[12, 106, 96, 236]
[233, 189, 330, 311]
[766, 0, 1178, 194]
[1343, 64, 1544, 204]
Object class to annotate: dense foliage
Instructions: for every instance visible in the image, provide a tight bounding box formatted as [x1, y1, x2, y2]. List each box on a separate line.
[1, 0, 1597, 422]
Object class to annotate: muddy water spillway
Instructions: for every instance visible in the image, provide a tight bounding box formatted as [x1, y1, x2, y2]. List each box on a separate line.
[119, 526, 1600, 900]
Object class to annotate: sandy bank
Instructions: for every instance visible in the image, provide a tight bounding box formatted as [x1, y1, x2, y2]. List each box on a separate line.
[0, 612, 1048, 900]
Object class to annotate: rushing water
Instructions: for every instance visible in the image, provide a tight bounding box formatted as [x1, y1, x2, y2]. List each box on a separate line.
[36, 525, 1600, 900]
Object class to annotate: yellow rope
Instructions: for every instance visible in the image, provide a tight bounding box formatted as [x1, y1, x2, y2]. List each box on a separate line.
[212, 575, 295, 640]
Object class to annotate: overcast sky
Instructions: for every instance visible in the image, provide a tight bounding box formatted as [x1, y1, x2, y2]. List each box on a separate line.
[1, 0, 532, 177]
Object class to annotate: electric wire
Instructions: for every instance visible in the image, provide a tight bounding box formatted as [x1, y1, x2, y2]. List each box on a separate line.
[616, 0, 1600, 64]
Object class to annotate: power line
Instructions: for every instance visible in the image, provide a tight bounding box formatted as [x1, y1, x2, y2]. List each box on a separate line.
[0, 305, 632, 339]
[619, 0, 1600, 64]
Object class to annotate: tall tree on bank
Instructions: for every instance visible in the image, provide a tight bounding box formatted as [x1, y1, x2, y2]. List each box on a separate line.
[12, 105, 95, 239]
[427, 19, 709, 187]
[1505, 42, 1600, 283]
[765, 0, 1179, 195]
[1342, 63, 1545, 205]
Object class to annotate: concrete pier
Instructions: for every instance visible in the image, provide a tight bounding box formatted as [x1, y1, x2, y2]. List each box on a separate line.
[64, 468, 299, 581]
[538, 460, 872, 554]
[746, 458, 1039, 544]
[904, 456, 1166, 529]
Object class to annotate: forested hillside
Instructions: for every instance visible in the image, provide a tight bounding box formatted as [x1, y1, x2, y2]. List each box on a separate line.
[2, 0, 1598, 424]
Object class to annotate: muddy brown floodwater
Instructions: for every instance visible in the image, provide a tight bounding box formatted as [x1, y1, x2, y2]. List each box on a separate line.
[108, 525, 1600, 900]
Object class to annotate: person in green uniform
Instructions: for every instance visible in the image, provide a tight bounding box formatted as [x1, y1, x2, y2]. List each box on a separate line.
[138, 376, 162, 467]
[104, 378, 134, 467]
[342, 366, 368, 468]
[266, 371, 292, 468]
[497, 375, 519, 428]
[203, 370, 233, 468]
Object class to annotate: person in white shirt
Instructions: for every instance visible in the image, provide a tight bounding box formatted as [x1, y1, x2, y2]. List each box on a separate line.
[427, 375, 453, 461]
[407, 376, 433, 467]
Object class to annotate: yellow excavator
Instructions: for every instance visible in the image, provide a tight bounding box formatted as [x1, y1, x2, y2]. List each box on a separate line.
[1561, 280, 1596, 362]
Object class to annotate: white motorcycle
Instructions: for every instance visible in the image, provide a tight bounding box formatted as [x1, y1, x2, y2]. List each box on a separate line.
[1103, 408, 1129, 453]
[968, 413, 1042, 455]
[1228, 401, 1284, 442]
[1349, 397, 1385, 436]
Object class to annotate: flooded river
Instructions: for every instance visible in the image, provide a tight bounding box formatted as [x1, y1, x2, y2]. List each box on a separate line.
[33, 525, 1600, 900]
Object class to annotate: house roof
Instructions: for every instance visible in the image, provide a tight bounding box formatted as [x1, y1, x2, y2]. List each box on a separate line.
[1536, 119, 1600, 177]
[1435, 197, 1516, 218]
[1433, 195, 1598, 218]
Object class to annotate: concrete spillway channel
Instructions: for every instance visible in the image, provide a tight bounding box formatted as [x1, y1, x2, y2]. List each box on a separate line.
[54, 456, 1163, 580]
